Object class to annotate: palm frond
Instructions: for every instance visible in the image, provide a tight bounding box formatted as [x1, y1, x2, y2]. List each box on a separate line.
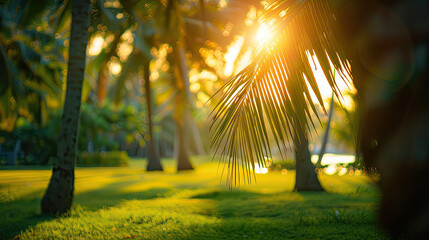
[53, 0, 71, 34]
[210, 0, 351, 187]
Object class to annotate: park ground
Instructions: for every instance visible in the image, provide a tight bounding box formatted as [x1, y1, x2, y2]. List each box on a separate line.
[0, 157, 387, 239]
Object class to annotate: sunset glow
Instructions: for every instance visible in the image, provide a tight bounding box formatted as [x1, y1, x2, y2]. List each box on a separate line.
[307, 52, 355, 108]
[88, 36, 104, 56]
[256, 23, 272, 46]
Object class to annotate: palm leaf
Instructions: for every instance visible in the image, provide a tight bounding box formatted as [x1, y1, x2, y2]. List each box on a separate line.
[210, 0, 351, 187]
[53, 0, 72, 34]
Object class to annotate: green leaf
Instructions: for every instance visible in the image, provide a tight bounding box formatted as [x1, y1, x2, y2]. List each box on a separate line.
[54, 0, 72, 34]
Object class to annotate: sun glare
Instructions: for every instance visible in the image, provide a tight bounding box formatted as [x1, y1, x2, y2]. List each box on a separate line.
[256, 23, 271, 44]
[88, 36, 104, 56]
[109, 61, 122, 75]
[224, 36, 244, 77]
[254, 163, 268, 174]
[306, 52, 355, 108]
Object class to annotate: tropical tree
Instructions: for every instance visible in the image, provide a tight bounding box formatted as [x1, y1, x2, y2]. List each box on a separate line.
[165, 0, 265, 170]
[156, 0, 197, 171]
[41, 0, 90, 214]
[210, 0, 351, 188]
[212, 0, 429, 237]
[142, 54, 163, 171]
[91, 0, 164, 171]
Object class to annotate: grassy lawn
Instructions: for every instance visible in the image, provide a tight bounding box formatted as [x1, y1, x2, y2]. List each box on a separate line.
[0, 157, 387, 239]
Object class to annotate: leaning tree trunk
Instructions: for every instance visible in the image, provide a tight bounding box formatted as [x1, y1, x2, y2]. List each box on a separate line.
[143, 59, 163, 171]
[294, 123, 324, 192]
[173, 46, 193, 171]
[41, 0, 90, 214]
[316, 93, 335, 167]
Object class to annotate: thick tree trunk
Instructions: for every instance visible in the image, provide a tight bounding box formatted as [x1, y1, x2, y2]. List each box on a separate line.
[173, 46, 194, 171]
[143, 59, 163, 171]
[316, 93, 334, 167]
[41, 0, 90, 214]
[294, 125, 324, 192]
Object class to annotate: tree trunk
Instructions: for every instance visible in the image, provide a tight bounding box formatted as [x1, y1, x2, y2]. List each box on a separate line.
[143, 59, 163, 171]
[294, 124, 324, 192]
[7, 139, 21, 166]
[41, 0, 90, 214]
[175, 109, 194, 170]
[173, 46, 193, 171]
[189, 122, 206, 155]
[316, 93, 334, 167]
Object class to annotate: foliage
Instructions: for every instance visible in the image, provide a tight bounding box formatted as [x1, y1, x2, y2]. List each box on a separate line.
[78, 102, 148, 152]
[1, 101, 148, 165]
[0, 114, 60, 165]
[1, 158, 385, 240]
[268, 159, 296, 170]
[77, 151, 129, 166]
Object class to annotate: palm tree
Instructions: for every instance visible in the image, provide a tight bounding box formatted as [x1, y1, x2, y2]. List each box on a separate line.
[212, 0, 429, 237]
[293, 115, 323, 191]
[41, 0, 90, 214]
[80, 0, 165, 171]
[142, 57, 163, 171]
[210, 0, 351, 188]
[172, 45, 194, 170]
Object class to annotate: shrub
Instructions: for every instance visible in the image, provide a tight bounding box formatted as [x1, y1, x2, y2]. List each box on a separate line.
[77, 151, 129, 166]
[0, 116, 60, 165]
[268, 159, 296, 170]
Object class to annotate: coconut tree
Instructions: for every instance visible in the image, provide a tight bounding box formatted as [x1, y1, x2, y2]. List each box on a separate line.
[164, 0, 263, 170]
[41, 0, 90, 214]
[210, 0, 351, 188]
[142, 55, 163, 171]
[171, 44, 194, 170]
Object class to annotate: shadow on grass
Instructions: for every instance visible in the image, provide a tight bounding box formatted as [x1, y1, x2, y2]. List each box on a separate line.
[189, 189, 378, 220]
[0, 190, 52, 240]
[0, 183, 172, 239]
[1, 186, 385, 240]
[74, 181, 172, 210]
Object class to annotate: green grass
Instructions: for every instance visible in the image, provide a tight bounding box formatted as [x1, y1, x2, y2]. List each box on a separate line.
[0, 157, 387, 239]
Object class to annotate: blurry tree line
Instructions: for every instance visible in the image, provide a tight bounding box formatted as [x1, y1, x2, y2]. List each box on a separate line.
[0, 0, 277, 169]
[0, 0, 361, 215]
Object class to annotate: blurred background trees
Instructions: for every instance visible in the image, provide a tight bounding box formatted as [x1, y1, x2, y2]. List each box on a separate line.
[0, 0, 360, 193]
